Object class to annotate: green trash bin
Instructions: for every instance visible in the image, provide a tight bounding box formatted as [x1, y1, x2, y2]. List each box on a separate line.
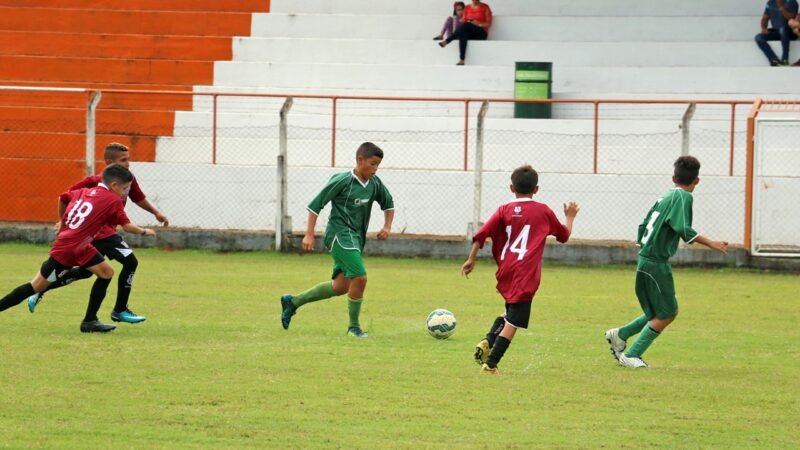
[514, 62, 552, 119]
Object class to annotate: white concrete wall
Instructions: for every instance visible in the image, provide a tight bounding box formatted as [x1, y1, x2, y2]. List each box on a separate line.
[127, 162, 746, 244]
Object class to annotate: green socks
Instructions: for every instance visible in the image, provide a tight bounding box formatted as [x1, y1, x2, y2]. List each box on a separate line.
[625, 324, 661, 358]
[292, 281, 338, 308]
[618, 314, 648, 341]
[348, 297, 363, 329]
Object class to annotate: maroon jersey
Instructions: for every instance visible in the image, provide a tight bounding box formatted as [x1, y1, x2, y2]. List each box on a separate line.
[67, 173, 145, 239]
[473, 198, 571, 303]
[51, 185, 131, 266]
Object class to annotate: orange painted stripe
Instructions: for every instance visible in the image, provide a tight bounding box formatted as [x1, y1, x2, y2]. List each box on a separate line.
[0, 80, 195, 91]
[0, 90, 193, 111]
[0, 159, 85, 222]
[0, 55, 214, 85]
[0, 31, 233, 60]
[0, 0, 270, 12]
[0, 7, 254, 36]
[0, 132, 156, 161]
[0, 106, 175, 135]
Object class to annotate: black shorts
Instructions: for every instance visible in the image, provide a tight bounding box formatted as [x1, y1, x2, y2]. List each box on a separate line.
[92, 234, 134, 261]
[504, 302, 532, 329]
[39, 252, 104, 282]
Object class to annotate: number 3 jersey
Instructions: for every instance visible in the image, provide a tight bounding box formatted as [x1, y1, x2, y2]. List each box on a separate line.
[637, 187, 698, 262]
[50, 185, 131, 266]
[473, 198, 571, 303]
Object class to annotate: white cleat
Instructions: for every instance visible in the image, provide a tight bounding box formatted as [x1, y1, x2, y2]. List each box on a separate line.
[604, 328, 626, 361]
[618, 353, 649, 368]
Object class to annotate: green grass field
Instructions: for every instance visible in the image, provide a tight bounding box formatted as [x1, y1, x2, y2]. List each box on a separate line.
[0, 242, 797, 448]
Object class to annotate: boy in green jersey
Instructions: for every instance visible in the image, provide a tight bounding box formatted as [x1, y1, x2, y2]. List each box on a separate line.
[280, 142, 395, 338]
[605, 156, 728, 368]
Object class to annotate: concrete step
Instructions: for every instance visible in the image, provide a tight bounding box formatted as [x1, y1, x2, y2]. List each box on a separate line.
[251, 14, 756, 42]
[212, 61, 800, 96]
[233, 38, 800, 68]
[270, 0, 758, 16]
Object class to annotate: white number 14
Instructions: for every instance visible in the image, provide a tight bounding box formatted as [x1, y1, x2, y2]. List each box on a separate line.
[500, 224, 531, 261]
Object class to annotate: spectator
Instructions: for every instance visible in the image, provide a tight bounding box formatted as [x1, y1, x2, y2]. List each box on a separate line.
[433, 2, 465, 41]
[791, 16, 800, 64]
[438, 0, 492, 65]
[755, 0, 799, 66]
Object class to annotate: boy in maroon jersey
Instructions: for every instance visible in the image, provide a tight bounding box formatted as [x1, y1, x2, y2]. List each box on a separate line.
[461, 165, 579, 373]
[27, 143, 168, 324]
[0, 165, 156, 332]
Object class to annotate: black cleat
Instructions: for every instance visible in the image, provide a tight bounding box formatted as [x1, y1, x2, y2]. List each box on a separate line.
[80, 320, 116, 333]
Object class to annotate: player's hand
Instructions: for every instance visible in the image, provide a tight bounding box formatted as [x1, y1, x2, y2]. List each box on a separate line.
[377, 227, 391, 240]
[564, 201, 580, 218]
[53, 221, 62, 234]
[761, 27, 769, 35]
[711, 240, 728, 255]
[460, 259, 475, 278]
[142, 228, 156, 237]
[302, 234, 315, 252]
[155, 213, 169, 227]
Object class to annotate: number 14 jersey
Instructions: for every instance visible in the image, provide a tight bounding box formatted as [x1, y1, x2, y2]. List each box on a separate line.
[473, 198, 571, 303]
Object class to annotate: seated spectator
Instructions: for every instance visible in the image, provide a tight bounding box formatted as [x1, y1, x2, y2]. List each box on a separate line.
[755, 0, 799, 66]
[438, 0, 492, 66]
[791, 16, 800, 65]
[433, 2, 465, 41]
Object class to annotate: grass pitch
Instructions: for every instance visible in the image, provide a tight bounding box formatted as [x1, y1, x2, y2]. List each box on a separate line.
[0, 243, 797, 448]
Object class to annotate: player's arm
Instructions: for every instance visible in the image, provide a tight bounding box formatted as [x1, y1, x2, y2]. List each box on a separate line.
[562, 201, 579, 236]
[121, 223, 156, 237]
[134, 199, 169, 227]
[302, 211, 318, 251]
[461, 241, 481, 278]
[691, 235, 728, 254]
[377, 209, 394, 240]
[54, 196, 69, 233]
[761, 11, 770, 33]
[461, 209, 501, 278]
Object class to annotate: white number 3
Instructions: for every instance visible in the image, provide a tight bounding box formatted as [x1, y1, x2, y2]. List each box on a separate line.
[640, 211, 661, 245]
[500, 224, 531, 261]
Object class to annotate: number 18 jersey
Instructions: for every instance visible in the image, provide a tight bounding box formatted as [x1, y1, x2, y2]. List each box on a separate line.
[473, 198, 571, 303]
[50, 185, 131, 266]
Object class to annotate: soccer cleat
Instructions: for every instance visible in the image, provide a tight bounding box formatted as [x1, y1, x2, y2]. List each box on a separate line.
[27, 292, 44, 313]
[111, 309, 146, 324]
[618, 353, 649, 368]
[280, 294, 296, 330]
[347, 327, 368, 338]
[474, 339, 490, 365]
[604, 328, 627, 360]
[480, 363, 498, 374]
[80, 320, 116, 333]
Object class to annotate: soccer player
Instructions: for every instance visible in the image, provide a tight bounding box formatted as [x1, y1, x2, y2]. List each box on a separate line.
[0, 165, 156, 332]
[280, 142, 394, 338]
[461, 165, 579, 374]
[604, 156, 728, 368]
[27, 142, 169, 324]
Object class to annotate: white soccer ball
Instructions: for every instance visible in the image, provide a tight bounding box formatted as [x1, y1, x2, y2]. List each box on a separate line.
[426, 309, 457, 339]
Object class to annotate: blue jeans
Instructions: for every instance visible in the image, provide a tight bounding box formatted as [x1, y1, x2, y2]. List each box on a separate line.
[755, 27, 798, 63]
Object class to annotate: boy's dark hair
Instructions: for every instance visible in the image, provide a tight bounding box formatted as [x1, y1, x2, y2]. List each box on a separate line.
[453, 1, 465, 15]
[511, 165, 538, 194]
[104, 142, 129, 161]
[356, 142, 384, 160]
[674, 156, 701, 185]
[102, 164, 133, 186]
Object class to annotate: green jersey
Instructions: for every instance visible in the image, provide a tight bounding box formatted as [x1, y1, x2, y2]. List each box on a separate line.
[637, 188, 698, 262]
[308, 170, 394, 252]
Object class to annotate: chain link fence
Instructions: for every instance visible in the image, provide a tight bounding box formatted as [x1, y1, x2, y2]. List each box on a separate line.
[2, 87, 768, 247]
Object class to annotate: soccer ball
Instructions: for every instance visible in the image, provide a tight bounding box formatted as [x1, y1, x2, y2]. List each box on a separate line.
[426, 309, 457, 339]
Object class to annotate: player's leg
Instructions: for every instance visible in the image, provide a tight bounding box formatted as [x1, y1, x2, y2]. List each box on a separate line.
[280, 263, 345, 330]
[94, 235, 146, 324]
[27, 265, 93, 313]
[80, 253, 116, 333]
[620, 262, 677, 367]
[754, 29, 782, 65]
[482, 302, 530, 373]
[327, 242, 369, 337]
[475, 315, 505, 365]
[0, 258, 59, 312]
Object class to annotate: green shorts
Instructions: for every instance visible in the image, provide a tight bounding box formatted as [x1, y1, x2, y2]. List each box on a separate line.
[635, 257, 678, 319]
[330, 239, 367, 279]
